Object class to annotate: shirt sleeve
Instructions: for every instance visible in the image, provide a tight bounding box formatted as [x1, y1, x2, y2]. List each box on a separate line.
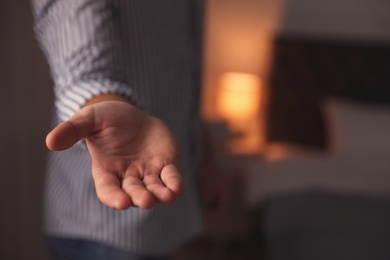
[31, 0, 134, 123]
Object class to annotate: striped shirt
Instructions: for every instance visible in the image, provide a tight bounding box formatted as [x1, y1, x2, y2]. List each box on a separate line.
[31, 0, 204, 255]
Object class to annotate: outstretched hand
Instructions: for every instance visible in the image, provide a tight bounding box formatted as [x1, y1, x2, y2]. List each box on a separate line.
[46, 100, 183, 210]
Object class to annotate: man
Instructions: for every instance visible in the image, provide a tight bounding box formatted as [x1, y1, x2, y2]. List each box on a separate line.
[32, 0, 206, 259]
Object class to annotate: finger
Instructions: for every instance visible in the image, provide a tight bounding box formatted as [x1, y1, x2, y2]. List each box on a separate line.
[46, 107, 95, 150]
[143, 175, 175, 205]
[92, 169, 132, 210]
[121, 175, 155, 209]
[160, 165, 183, 197]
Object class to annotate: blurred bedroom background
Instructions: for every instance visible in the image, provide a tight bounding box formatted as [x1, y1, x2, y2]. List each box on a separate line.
[1, 0, 390, 259]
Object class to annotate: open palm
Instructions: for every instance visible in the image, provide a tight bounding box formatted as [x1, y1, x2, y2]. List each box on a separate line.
[46, 101, 183, 210]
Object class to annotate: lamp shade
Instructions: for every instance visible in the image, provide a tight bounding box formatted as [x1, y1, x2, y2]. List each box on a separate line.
[217, 72, 261, 121]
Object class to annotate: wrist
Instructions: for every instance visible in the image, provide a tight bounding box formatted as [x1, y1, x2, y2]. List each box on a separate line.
[83, 94, 129, 107]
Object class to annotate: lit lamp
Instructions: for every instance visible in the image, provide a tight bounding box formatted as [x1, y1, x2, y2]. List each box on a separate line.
[217, 72, 262, 154]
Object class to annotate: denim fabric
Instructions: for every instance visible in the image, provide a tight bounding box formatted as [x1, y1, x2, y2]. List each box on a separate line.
[46, 236, 171, 260]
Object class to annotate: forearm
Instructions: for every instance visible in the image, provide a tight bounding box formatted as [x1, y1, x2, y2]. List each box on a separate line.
[31, 0, 133, 122]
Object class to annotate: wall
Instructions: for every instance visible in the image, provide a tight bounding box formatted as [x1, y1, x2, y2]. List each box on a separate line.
[202, 0, 284, 121]
[280, 0, 390, 42]
[0, 1, 52, 259]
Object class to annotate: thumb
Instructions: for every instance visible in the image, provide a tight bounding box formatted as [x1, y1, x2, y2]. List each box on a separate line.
[46, 107, 95, 151]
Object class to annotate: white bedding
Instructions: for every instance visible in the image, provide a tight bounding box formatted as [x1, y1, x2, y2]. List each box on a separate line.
[244, 98, 390, 206]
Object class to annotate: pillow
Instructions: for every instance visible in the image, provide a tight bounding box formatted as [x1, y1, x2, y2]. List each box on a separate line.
[262, 142, 325, 162]
[322, 97, 390, 155]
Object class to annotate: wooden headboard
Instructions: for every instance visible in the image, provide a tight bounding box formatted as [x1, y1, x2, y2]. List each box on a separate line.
[265, 36, 390, 149]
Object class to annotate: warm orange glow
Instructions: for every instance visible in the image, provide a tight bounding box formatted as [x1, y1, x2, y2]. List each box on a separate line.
[217, 72, 261, 121]
[217, 72, 263, 154]
[263, 143, 291, 162]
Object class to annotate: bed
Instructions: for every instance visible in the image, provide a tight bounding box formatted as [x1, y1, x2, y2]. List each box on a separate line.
[243, 37, 390, 259]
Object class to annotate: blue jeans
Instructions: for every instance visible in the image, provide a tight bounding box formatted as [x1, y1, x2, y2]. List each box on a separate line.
[46, 236, 171, 260]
